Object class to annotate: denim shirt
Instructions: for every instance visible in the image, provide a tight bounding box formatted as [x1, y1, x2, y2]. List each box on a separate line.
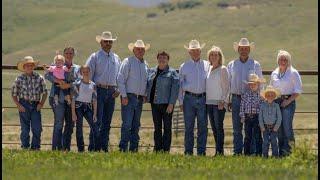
[44, 63, 80, 103]
[146, 66, 179, 105]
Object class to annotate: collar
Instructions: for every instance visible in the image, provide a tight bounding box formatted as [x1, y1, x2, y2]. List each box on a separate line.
[237, 57, 251, 64]
[23, 71, 37, 78]
[101, 49, 113, 57]
[133, 56, 144, 63]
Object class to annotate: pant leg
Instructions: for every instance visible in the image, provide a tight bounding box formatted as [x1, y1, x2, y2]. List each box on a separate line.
[183, 94, 196, 155]
[100, 89, 116, 152]
[95, 87, 106, 151]
[18, 101, 31, 149]
[83, 104, 99, 152]
[30, 104, 42, 150]
[231, 96, 243, 154]
[62, 103, 74, 151]
[207, 105, 217, 152]
[75, 103, 85, 152]
[196, 96, 207, 156]
[281, 101, 296, 155]
[270, 131, 279, 157]
[50, 97, 65, 150]
[151, 103, 163, 151]
[162, 104, 173, 152]
[129, 97, 143, 152]
[253, 117, 262, 156]
[216, 108, 226, 155]
[262, 129, 270, 157]
[244, 117, 253, 155]
[119, 95, 135, 152]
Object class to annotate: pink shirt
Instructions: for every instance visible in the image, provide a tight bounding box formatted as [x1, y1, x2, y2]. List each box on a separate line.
[48, 65, 68, 80]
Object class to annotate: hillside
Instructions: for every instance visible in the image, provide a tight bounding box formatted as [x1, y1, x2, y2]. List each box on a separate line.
[2, 0, 318, 69]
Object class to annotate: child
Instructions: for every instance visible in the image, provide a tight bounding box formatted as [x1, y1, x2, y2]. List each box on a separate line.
[43, 54, 71, 105]
[71, 65, 99, 152]
[240, 73, 265, 156]
[259, 85, 282, 157]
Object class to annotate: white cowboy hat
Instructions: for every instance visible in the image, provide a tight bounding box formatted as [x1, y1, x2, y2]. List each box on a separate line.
[260, 85, 281, 99]
[233, 38, 255, 52]
[243, 73, 266, 84]
[184, 39, 205, 50]
[17, 56, 39, 72]
[128, 40, 150, 52]
[96, 31, 117, 43]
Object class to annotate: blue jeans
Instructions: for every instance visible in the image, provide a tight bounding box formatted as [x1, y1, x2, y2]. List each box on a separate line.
[244, 114, 262, 156]
[262, 128, 279, 157]
[75, 101, 99, 152]
[96, 87, 116, 152]
[275, 98, 296, 156]
[231, 95, 243, 154]
[18, 99, 42, 150]
[119, 94, 143, 152]
[207, 105, 225, 155]
[183, 94, 207, 155]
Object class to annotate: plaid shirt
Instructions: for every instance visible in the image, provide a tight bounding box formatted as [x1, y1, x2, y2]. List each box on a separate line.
[239, 89, 262, 119]
[11, 72, 47, 101]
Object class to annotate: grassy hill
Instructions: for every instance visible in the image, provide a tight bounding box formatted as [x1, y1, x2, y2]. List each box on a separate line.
[2, 0, 318, 70]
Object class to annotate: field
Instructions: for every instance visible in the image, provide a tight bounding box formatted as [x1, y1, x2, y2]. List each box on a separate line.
[2, 146, 318, 179]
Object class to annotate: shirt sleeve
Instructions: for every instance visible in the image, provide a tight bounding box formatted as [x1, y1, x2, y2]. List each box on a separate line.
[254, 61, 263, 90]
[220, 66, 230, 103]
[85, 53, 96, 81]
[116, 58, 130, 97]
[71, 82, 79, 102]
[92, 83, 97, 101]
[274, 103, 282, 130]
[40, 76, 48, 95]
[11, 77, 20, 97]
[292, 70, 303, 94]
[169, 70, 180, 105]
[239, 93, 246, 119]
[44, 72, 55, 83]
[178, 64, 185, 105]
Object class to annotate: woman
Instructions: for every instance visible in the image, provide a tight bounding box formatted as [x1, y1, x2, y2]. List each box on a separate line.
[270, 50, 302, 157]
[205, 46, 229, 156]
[146, 51, 179, 152]
[45, 46, 81, 151]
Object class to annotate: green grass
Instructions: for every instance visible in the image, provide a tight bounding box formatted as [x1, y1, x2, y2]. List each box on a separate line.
[2, 144, 318, 179]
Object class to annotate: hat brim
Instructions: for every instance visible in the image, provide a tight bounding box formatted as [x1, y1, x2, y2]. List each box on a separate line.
[184, 43, 206, 50]
[17, 60, 39, 72]
[96, 35, 117, 43]
[233, 42, 255, 52]
[243, 77, 266, 84]
[260, 89, 281, 99]
[128, 43, 150, 52]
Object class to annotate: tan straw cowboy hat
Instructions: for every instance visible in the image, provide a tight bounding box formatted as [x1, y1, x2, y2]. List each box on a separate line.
[243, 73, 266, 84]
[233, 38, 255, 52]
[96, 31, 117, 43]
[260, 85, 281, 99]
[184, 39, 205, 50]
[128, 40, 150, 52]
[17, 56, 39, 72]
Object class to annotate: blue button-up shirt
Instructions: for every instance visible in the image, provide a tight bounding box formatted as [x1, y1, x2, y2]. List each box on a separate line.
[85, 49, 121, 86]
[178, 59, 210, 105]
[259, 101, 282, 130]
[227, 58, 263, 95]
[117, 56, 149, 97]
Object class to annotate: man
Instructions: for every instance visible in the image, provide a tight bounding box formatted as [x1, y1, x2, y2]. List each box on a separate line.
[178, 40, 210, 156]
[86, 31, 121, 152]
[12, 56, 47, 150]
[45, 47, 81, 151]
[227, 38, 263, 155]
[117, 39, 150, 152]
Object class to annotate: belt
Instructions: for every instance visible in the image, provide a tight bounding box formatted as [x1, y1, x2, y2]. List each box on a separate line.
[20, 99, 39, 104]
[281, 94, 291, 99]
[245, 113, 258, 118]
[232, 94, 241, 98]
[97, 84, 116, 89]
[185, 91, 206, 97]
[264, 124, 275, 129]
[127, 93, 144, 99]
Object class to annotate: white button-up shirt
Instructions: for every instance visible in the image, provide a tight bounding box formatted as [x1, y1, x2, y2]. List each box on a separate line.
[270, 67, 302, 95]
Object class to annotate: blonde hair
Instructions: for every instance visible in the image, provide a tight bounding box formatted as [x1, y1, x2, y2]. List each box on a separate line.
[207, 45, 225, 66]
[277, 49, 292, 68]
[80, 65, 90, 74]
[53, 50, 65, 63]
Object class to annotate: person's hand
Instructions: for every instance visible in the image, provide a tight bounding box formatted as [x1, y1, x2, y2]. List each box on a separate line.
[273, 128, 278, 132]
[36, 103, 44, 111]
[17, 104, 26, 112]
[93, 114, 97, 123]
[281, 99, 291, 108]
[112, 90, 120, 98]
[261, 128, 265, 132]
[72, 113, 77, 122]
[42, 64, 48, 70]
[121, 97, 129, 106]
[240, 118, 245, 123]
[218, 101, 224, 110]
[166, 104, 174, 114]
[143, 96, 147, 104]
[227, 103, 232, 112]
[57, 82, 70, 89]
[179, 105, 183, 112]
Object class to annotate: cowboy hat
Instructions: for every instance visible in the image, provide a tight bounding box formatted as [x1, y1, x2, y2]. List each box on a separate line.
[260, 85, 281, 99]
[243, 73, 266, 84]
[96, 31, 117, 43]
[184, 39, 205, 50]
[128, 40, 150, 52]
[17, 56, 39, 72]
[233, 38, 255, 52]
